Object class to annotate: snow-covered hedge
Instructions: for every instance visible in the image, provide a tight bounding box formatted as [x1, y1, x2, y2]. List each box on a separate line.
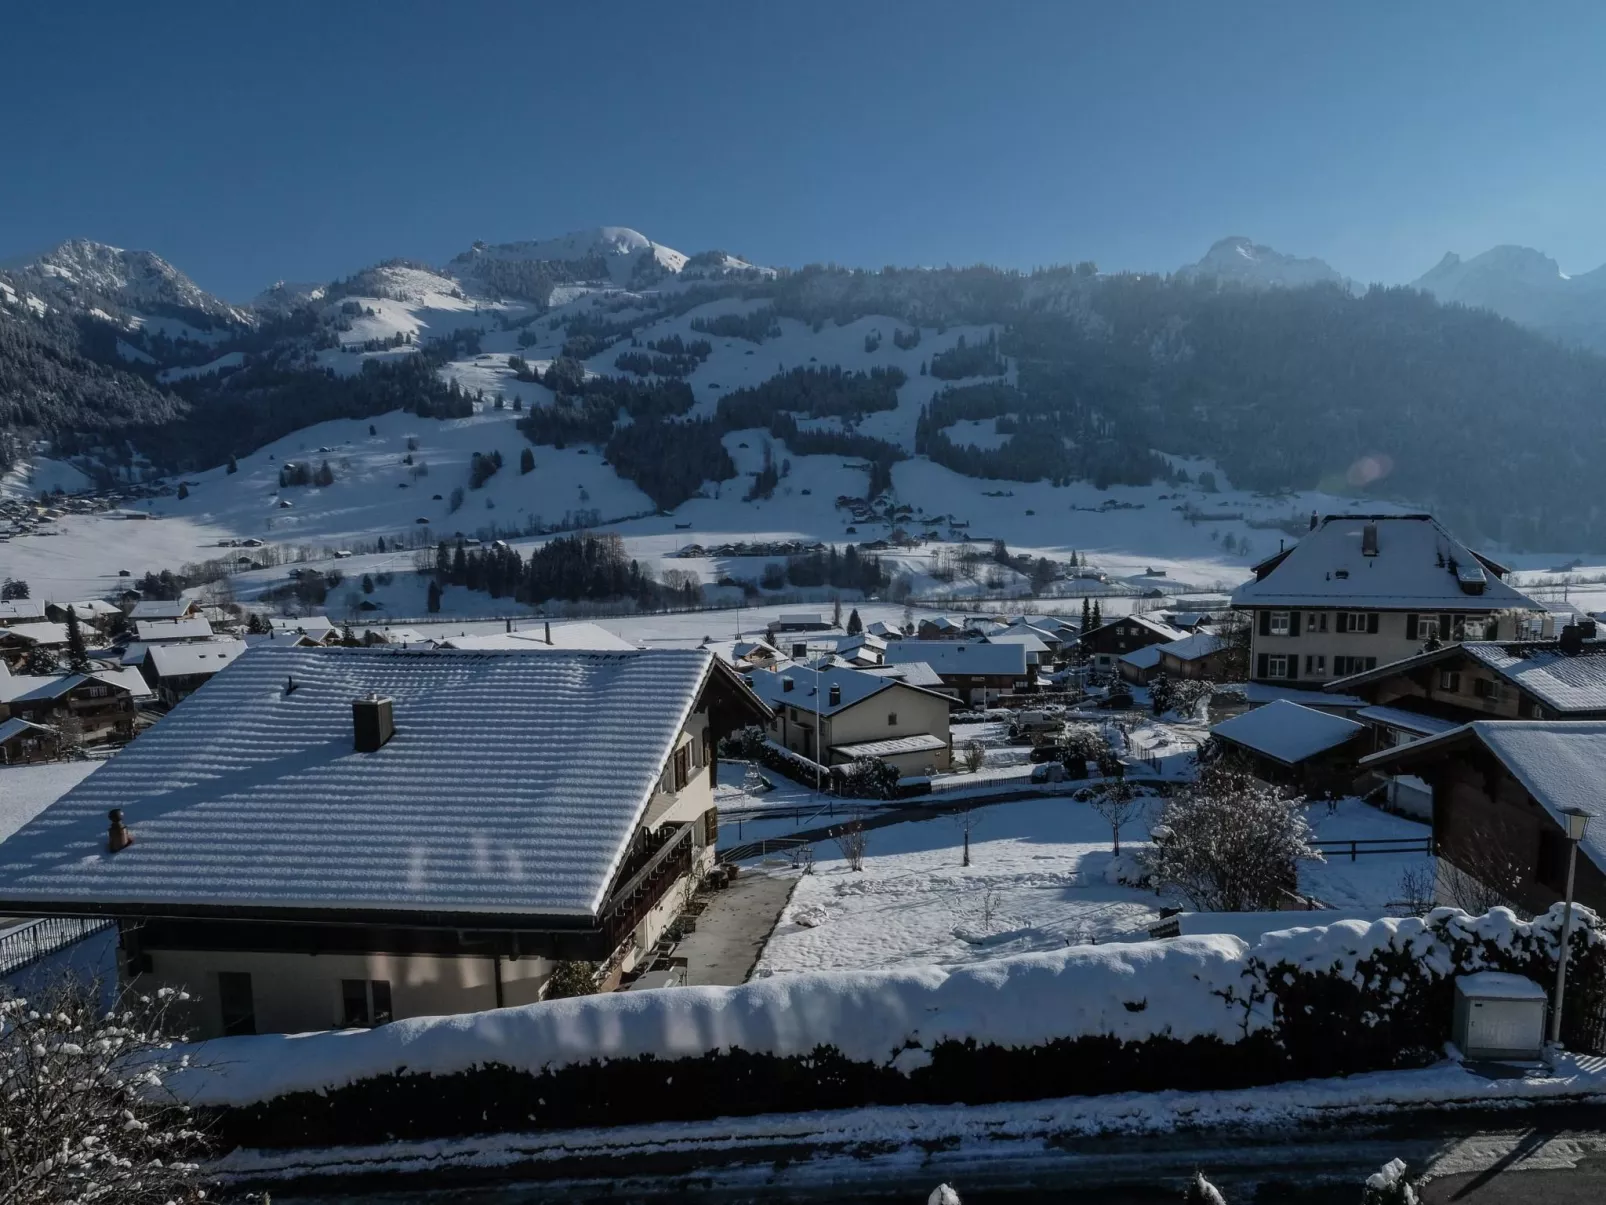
[187, 906, 1605, 1148]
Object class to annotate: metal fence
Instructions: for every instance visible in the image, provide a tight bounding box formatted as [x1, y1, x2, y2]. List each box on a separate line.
[0, 917, 114, 979]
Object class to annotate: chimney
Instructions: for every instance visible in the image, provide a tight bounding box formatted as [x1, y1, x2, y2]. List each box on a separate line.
[107, 809, 133, 853]
[828, 684, 841, 707]
[1580, 619, 1598, 640]
[792, 642, 807, 659]
[352, 693, 395, 752]
[1560, 624, 1586, 656]
[1309, 511, 1318, 531]
[545, 621, 553, 645]
[782, 677, 795, 693]
[1361, 523, 1379, 557]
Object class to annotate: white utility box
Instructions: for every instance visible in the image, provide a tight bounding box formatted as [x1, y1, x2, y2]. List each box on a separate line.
[1452, 972, 1547, 1061]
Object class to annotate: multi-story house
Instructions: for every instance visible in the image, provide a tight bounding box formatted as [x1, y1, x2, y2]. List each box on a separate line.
[746, 663, 953, 774]
[0, 645, 769, 1037]
[1232, 515, 1541, 687]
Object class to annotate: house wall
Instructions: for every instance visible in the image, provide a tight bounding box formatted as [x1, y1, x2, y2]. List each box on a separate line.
[1247, 608, 1508, 685]
[1159, 649, 1234, 682]
[1, 730, 60, 764]
[1432, 756, 1606, 916]
[828, 685, 952, 772]
[139, 947, 557, 1038]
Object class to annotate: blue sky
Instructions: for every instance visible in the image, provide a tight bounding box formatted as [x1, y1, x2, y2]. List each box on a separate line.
[6, 1, 1604, 299]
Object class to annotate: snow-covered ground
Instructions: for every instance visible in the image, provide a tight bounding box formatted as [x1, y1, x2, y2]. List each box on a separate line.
[1302, 797, 1433, 911]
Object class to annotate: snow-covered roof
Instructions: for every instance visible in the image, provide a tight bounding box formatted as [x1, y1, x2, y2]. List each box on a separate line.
[1353, 705, 1460, 738]
[1363, 720, 1606, 876]
[865, 621, 903, 639]
[270, 615, 335, 638]
[438, 623, 636, 652]
[883, 640, 1028, 678]
[1158, 631, 1226, 662]
[1088, 614, 1188, 642]
[861, 661, 946, 689]
[1210, 700, 1365, 765]
[1118, 645, 1164, 669]
[59, 600, 122, 619]
[831, 733, 948, 759]
[1243, 682, 1365, 709]
[0, 600, 47, 622]
[0, 717, 54, 744]
[146, 638, 248, 680]
[128, 599, 193, 620]
[984, 631, 1050, 656]
[746, 664, 900, 716]
[1232, 515, 1539, 611]
[1456, 972, 1546, 1001]
[135, 617, 214, 642]
[1329, 638, 1606, 716]
[0, 622, 69, 646]
[0, 646, 749, 921]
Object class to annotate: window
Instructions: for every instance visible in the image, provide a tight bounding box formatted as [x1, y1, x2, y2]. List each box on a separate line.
[1438, 670, 1461, 692]
[1518, 696, 1536, 718]
[1270, 611, 1291, 636]
[1416, 615, 1440, 641]
[1473, 678, 1502, 703]
[1332, 655, 1379, 676]
[1305, 612, 1328, 633]
[1266, 655, 1288, 677]
[887, 712, 898, 726]
[1462, 617, 1487, 640]
[341, 979, 393, 1027]
[1537, 830, 1570, 893]
[673, 743, 691, 791]
[1304, 654, 1326, 675]
[218, 971, 256, 1037]
[1339, 612, 1373, 633]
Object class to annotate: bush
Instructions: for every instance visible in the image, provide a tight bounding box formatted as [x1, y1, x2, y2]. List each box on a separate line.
[546, 961, 598, 999]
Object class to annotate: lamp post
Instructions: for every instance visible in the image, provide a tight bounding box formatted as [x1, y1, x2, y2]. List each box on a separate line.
[1548, 806, 1592, 1054]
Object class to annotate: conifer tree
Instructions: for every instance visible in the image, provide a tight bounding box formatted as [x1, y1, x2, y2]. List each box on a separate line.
[226, 454, 238, 474]
[1092, 600, 1102, 629]
[64, 605, 91, 673]
[427, 580, 442, 613]
[847, 608, 863, 635]
[1081, 596, 1093, 632]
[176, 483, 189, 500]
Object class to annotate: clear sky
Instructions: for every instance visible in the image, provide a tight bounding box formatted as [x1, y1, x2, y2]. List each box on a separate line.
[6, 0, 1604, 300]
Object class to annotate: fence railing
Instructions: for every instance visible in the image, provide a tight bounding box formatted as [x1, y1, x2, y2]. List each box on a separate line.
[0, 917, 114, 979]
[1312, 837, 1434, 861]
[716, 836, 813, 866]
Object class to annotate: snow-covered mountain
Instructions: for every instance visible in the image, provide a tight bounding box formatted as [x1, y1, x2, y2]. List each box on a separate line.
[1177, 236, 1351, 291]
[0, 238, 253, 330]
[1410, 245, 1606, 352]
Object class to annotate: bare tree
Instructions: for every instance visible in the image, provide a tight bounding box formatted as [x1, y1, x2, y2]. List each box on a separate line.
[1090, 782, 1143, 855]
[962, 739, 986, 774]
[1144, 762, 1320, 912]
[1436, 834, 1528, 917]
[1395, 863, 1436, 914]
[834, 816, 868, 871]
[0, 975, 210, 1204]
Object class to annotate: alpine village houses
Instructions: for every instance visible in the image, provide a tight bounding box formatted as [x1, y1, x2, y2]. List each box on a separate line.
[746, 662, 954, 774]
[0, 646, 770, 1037]
[1232, 515, 1541, 688]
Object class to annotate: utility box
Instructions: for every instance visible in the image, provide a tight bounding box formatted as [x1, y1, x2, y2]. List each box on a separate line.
[1453, 973, 1547, 1061]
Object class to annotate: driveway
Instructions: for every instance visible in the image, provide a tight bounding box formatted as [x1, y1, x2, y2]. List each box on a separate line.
[675, 869, 797, 986]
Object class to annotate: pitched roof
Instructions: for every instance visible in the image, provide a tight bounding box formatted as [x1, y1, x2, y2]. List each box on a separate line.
[0, 622, 69, 646]
[832, 733, 948, 759]
[128, 599, 193, 620]
[1353, 705, 1461, 738]
[1088, 614, 1187, 642]
[1363, 720, 1606, 875]
[0, 717, 55, 744]
[145, 639, 248, 680]
[1159, 631, 1227, 662]
[438, 623, 636, 652]
[1210, 700, 1365, 765]
[861, 661, 946, 689]
[883, 640, 1028, 678]
[984, 631, 1050, 656]
[746, 664, 900, 716]
[0, 600, 47, 622]
[269, 615, 335, 638]
[1231, 515, 1539, 611]
[1327, 638, 1606, 715]
[1119, 645, 1165, 669]
[135, 617, 214, 642]
[0, 646, 742, 921]
[92, 666, 154, 700]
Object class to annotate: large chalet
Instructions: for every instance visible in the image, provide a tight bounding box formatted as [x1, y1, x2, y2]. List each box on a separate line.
[1232, 515, 1541, 688]
[0, 646, 769, 1037]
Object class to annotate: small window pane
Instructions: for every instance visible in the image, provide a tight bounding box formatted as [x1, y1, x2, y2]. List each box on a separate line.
[341, 979, 370, 1027]
[371, 980, 393, 1025]
[218, 972, 255, 1037]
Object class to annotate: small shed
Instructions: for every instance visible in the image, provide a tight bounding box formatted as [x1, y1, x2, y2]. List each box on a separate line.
[1208, 699, 1368, 794]
[1452, 973, 1547, 1062]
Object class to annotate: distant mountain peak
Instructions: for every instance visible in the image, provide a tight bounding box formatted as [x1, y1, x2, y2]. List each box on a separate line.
[1179, 236, 1349, 290]
[4, 237, 251, 327]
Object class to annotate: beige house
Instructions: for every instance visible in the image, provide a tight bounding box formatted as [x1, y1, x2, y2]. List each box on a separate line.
[1232, 515, 1541, 687]
[0, 646, 769, 1037]
[747, 664, 953, 774]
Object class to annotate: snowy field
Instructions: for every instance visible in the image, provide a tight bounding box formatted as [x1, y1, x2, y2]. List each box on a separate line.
[751, 793, 1431, 977]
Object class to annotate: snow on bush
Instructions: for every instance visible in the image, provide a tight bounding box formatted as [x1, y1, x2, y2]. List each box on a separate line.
[178, 904, 1606, 1148]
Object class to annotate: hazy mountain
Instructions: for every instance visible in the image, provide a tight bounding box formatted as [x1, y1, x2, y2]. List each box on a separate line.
[1411, 245, 1606, 353]
[1176, 236, 1352, 291]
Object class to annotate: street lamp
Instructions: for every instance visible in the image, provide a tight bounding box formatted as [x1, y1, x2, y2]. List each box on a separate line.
[1548, 805, 1592, 1055]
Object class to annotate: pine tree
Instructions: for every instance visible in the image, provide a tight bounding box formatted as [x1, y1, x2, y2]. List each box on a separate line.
[427, 580, 442, 613]
[1081, 596, 1093, 632]
[226, 454, 238, 475]
[176, 482, 189, 500]
[0, 578, 28, 601]
[847, 608, 863, 635]
[1092, 600, 1102, 629]
[520, 447, 534, 475]
[361, 573, 374, 594]
[832, 597, 843, 628]
[64, 606, 91, 673]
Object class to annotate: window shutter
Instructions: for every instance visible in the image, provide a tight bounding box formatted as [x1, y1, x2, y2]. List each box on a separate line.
[1439, 613, 1451, 638]
[1485, 619, 1497, 640]
[1286, 657, 1299, 681]
[1257, 653, 1269, 678]
[1367, 613, 1379, 634]
[1286, 609, 1299, 636]
[1259, 611, 1271, 637]
[1405, 614, 1418, 640]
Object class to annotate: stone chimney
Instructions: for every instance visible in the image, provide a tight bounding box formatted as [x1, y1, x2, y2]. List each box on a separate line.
[107, 809, 133, 853]
[352, 694, 395, 752]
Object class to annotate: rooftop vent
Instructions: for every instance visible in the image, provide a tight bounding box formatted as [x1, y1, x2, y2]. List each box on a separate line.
[1560, 624, 1590, 656]
[828, 684, 842, 707]
[107, 808, 133, 854]
[782, 677, 795, 693]
[353, 693, 395, 753]
[1361, 523, 1379, 557]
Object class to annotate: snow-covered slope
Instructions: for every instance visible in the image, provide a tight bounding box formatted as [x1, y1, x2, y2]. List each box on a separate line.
[1178, 236, 1351, 291]
[1411, 245, 1606, 352]
[0, 238, 252, 329]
